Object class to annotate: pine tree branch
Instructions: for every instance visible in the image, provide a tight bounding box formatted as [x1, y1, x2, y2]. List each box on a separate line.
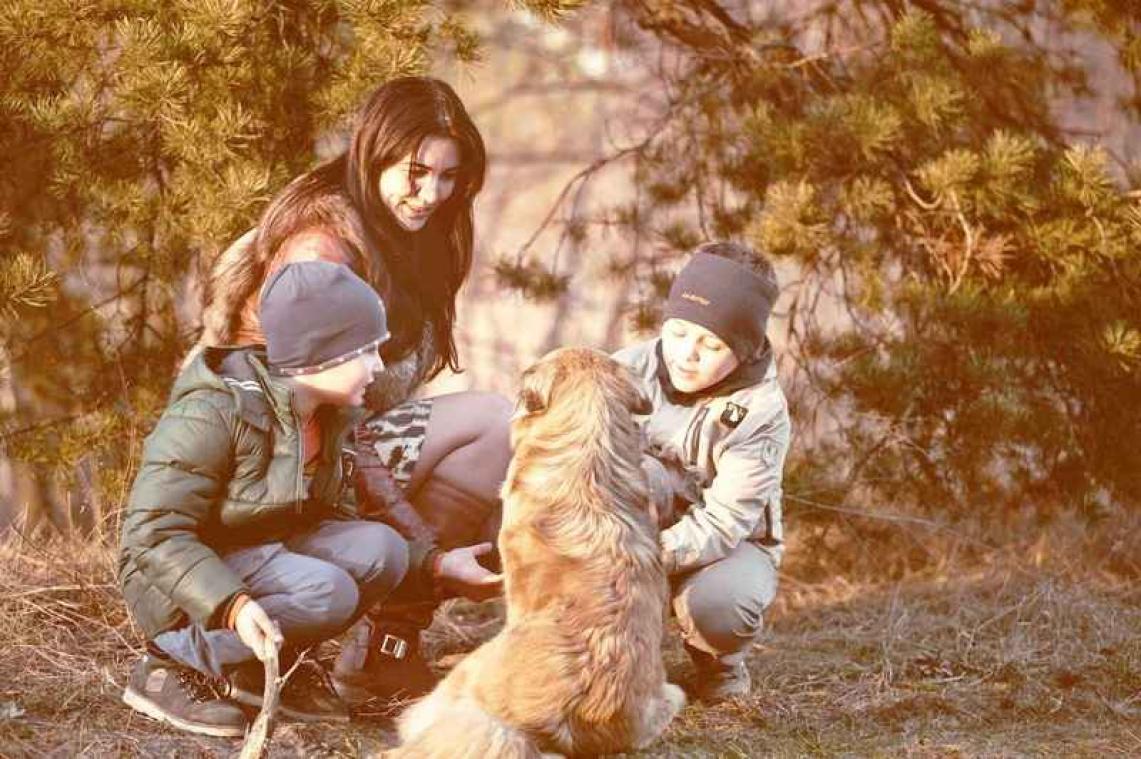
[4, 274, 148, 367]
[0, 397, 113, 447]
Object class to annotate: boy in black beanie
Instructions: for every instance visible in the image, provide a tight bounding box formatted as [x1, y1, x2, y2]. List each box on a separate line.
[119, 261, 498, 736]
[613, 241, 791, 703]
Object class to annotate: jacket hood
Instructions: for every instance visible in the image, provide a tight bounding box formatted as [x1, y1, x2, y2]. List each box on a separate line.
[171, 347, 284, 432]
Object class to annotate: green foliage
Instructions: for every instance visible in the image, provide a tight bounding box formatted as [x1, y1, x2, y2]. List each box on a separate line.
[0, 0, 581, 530]
[513, 0, 588, 23]
[493, 257, 571, 301]
[0, 254, 58, 321]
[600, 4, 1141, 520]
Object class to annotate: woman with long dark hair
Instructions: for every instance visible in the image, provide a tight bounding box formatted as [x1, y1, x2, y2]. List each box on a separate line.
[197, 76, 510, 702]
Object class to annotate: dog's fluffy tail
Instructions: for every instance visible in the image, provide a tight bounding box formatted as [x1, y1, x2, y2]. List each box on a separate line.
[385, 697, 542, 759]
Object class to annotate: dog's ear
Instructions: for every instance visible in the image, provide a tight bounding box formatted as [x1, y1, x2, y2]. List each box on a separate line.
[520, 386, 546, 414]
[517, 362, 558, 416]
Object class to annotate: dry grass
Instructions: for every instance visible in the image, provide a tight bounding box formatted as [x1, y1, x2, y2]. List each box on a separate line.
[1, 517, 1139, 758]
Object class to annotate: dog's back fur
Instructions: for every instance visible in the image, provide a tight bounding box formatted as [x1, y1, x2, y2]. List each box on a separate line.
[387, 348, 685, 758]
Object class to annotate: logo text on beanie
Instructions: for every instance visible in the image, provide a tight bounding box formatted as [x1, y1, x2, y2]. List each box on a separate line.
[681, 291, 710, 306]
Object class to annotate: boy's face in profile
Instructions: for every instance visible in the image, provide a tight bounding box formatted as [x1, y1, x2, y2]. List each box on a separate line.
[301, 349, 384, 408]
[660, 318, 740, 393]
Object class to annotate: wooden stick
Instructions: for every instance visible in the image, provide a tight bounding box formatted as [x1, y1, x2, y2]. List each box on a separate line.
[238, 649, 280, 759]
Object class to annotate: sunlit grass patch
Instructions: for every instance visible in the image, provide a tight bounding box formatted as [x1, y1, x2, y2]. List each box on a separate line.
[1, 521, 1138, 757]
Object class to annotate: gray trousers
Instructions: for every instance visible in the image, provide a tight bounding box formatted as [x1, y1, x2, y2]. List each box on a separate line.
[671, 540, 778, 667]
[153, 520, 408, 678]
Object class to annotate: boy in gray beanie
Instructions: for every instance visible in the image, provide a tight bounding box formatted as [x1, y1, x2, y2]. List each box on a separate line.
[613, 241, 791, 703]
[119, 261, 499, 737]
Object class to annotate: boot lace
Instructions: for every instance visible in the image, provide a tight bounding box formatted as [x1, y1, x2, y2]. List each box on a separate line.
[175, 667, 227, 702]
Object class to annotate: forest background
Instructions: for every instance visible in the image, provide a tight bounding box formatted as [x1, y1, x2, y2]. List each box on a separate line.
[1, 1, 1138, 756]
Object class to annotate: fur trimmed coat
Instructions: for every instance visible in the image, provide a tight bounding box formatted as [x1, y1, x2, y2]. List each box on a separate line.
[195, 189, 437, 415]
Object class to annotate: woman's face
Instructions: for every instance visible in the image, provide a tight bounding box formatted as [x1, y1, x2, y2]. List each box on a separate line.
[378, 135, 462, 232]
[660, 318, 740, 393]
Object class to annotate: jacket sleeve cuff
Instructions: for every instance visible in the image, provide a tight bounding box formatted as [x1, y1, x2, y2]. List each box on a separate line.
[207, 589, 250, 630]
[178, 558, 248, 629]
[402, 539, 442, 599]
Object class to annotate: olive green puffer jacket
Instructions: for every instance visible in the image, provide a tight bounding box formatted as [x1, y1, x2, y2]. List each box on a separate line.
[118, 347, 360, 639]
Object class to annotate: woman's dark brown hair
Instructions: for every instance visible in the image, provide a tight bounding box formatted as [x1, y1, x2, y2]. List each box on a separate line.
[255, 76, 486, 377]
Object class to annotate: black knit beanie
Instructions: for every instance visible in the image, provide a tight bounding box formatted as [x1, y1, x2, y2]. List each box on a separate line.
[259, 261, 389, 376]
[663, 252, 778, 360]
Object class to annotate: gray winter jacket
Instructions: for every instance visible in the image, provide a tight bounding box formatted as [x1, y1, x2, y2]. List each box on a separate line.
[613, 338, 791, 572]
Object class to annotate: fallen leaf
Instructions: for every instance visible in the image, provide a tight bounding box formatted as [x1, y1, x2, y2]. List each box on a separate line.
[1, 701, 25, 720]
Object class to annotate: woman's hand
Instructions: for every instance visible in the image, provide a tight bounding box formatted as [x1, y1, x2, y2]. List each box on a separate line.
[435, 542, 503, 600]
[234, 600, 283, 661]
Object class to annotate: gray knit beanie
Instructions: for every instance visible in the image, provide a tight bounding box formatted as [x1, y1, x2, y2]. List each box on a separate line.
[663, 251, 779, 360]
[259, 261, 389, 376]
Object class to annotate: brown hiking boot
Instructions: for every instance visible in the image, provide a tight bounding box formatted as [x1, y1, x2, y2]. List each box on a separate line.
[122, 654, 249, 737]
[332, 617, 438, 705]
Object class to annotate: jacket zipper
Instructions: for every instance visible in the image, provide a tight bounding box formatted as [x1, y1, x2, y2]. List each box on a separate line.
[287, 391, 305, 515]
[685, 402, 712, 467]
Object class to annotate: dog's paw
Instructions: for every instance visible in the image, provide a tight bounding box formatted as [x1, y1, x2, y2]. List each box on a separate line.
[633, 681, 688, 749]
[663, 681, 687, 712]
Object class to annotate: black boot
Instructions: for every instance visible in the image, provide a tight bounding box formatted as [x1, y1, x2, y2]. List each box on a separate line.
[332, 616, 438, 705]
[122, 653, 249, 737]
[226, 651, 349, 723]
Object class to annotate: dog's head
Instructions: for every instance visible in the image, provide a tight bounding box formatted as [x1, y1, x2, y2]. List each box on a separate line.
[513, 347, 652, 437]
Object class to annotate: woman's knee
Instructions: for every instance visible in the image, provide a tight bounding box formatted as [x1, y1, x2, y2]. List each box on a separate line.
[467, 392, 512, 449]
[479, 390, 513, 417]
[431, 391, 511, 436]
[418, 391, 512, 502]
[414, 392, 511, 486]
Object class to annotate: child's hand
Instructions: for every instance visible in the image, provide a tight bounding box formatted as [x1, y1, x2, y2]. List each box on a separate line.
[234, 600, 283, 661]
[435, 542, 503, 600]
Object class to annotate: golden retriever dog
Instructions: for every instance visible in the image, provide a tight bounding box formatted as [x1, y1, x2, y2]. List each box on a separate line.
[386, 347, 686, 758]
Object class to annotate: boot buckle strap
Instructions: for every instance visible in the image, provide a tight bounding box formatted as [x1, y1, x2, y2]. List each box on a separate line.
[378, 633, 408, 660]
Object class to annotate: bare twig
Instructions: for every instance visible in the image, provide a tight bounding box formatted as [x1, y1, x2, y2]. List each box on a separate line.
[786, 493, 995, 550]
[4, 267, 148, 366]
[785, 43, 872, 69]
[514, 145, 644, 262]
[948, 191, 976, 294]
[1, 583, 115, 601]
